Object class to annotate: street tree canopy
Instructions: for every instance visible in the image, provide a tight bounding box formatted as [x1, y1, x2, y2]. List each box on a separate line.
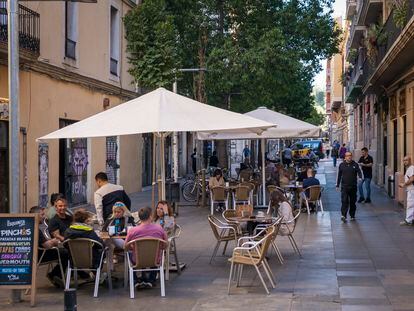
[124, 0, 340, 126]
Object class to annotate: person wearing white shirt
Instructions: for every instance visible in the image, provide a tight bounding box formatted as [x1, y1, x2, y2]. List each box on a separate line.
[399, 156, 414, 226]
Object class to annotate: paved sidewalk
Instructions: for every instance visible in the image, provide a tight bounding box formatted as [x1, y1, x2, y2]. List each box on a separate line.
[1, 159, 414, 310]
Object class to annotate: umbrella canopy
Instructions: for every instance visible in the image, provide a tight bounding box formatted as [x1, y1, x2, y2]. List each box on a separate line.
[37, 88, 275, 204]
[196, 106, 320, 207]
[37, 88, 275, 140]
[197, 106, 320, 140]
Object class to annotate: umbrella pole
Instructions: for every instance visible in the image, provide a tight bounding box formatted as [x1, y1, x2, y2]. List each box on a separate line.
[261, 138, 266, 206]
[151, 133, 156, 208]
[160, 133, 166, 200]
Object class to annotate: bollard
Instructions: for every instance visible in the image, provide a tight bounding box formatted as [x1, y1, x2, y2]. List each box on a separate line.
[64, 288, 77, 311]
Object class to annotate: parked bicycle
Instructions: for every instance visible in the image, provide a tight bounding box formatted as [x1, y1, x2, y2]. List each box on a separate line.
[181, 170, 212, 202]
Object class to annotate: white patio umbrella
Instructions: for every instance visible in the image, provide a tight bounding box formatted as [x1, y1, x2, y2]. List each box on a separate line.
[37, 88, 275, 201]
[197, 106, 321, 206]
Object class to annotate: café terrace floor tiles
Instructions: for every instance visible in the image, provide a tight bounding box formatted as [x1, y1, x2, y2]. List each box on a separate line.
[2, 160, 414, 310]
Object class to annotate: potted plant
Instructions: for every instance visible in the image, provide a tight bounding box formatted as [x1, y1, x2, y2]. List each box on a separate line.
[393, 0, 409, 29]
[347, 48, 358, 64]
[364, 24, 387, 64]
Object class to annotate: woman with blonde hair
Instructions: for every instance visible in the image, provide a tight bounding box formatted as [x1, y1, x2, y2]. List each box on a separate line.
[103, 202, 135, 250]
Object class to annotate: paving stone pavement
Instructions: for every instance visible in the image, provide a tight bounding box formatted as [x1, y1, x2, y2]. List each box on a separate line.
[1, 159, 414, 310]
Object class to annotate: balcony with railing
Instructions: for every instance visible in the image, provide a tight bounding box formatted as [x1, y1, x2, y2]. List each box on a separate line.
[0, 1, 40, 57]
[346, 14, 366, 58]
[358, 0, 383, 26]
[345, 48, 366, 103]
[346, 0, 357, 20]
[365, 0, 414, 91]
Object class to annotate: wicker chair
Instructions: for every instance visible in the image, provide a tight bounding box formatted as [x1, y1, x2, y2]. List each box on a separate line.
[232, 185, 251, 209]
[208, 215, 240, 263]
[125, 237, 168, 298]
[63, 238, 107, 297]
[165, 224, 182, 281]
[210, 186, 229, 215]
[227, 226, 276, 294]
[301, 185, 324, 214]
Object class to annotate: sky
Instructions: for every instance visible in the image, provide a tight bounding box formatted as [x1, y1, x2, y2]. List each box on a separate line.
[313, 0, 346, 90]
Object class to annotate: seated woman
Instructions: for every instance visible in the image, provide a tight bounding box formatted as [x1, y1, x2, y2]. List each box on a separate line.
[209, 169, 226, 212]
[209, 168, 225, 188]
[268, 190, 294, 235]
[153, 200, 175, 234]
[102, 201, 135, 249]
[64, 209, 104, 268]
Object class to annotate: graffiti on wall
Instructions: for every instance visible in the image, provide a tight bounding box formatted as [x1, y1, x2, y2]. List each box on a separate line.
[106, 136, 119, 184]
[66, 138, 88, 206]
[38, 143, 48, 207]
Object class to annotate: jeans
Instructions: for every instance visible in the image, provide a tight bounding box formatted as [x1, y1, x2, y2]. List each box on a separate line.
[358, 178, 371, 200]
[341, 186, 357, 218]
[332, 157, 337, 167]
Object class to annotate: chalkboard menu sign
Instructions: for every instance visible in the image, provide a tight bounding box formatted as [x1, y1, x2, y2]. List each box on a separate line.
[0, 214, 38, 306]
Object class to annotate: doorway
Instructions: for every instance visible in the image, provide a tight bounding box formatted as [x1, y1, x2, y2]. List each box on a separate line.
[393, 120, 398, 173]
[106, 136, 119, 184]
[0, 121, 8, 213]
[59, 119, 88, 207]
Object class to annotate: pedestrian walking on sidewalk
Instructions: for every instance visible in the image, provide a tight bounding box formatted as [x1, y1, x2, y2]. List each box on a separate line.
[336, 152, 362, 222]
[399, 156, 414, 226]
[331, 141, 339, 167]
[358, 147, 374, 203]
[339, 144, 347, 160]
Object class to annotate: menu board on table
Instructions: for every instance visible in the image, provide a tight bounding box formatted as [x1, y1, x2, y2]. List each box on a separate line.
[0, 214, 38, 306]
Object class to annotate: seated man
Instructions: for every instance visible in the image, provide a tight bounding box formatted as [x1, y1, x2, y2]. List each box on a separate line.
[48, 198, 73, 242]
[125, 207, 167, 289]
[301, 168, 320, 211]
[30, 206, 68, 288]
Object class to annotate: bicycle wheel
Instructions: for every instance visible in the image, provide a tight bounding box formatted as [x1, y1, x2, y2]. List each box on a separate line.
[181, 181, 198, 202]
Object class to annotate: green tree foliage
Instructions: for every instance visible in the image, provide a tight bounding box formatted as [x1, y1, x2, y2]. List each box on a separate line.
[124, 0, 340, 124]
[124, 0, 181, 88]
[314, 89, 326, 108]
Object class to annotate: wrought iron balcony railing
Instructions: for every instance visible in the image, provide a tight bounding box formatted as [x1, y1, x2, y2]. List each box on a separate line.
[0, 0, 40, 54]
[371, 0, 414, 70]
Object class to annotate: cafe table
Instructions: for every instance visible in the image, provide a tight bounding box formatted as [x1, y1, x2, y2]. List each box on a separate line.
[282, 183, 303, 207]
[227, 214, 273, 235]
[99, 231, 128, 290]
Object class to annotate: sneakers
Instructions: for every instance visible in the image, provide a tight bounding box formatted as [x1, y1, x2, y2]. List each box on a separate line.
[134, 281, 153, 289]
[400, 220, 413, 226]
[341, 216, 347, 223]
[364, 199, 371, 203]
[47, 273, 64, 288]
[357, 197, 365, 203]
[350, 217, 356, 221]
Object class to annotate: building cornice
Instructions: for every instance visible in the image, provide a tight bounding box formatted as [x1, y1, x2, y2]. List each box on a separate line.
[1, 58, 138, 100]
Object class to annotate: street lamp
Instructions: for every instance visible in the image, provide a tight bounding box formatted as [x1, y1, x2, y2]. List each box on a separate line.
[172, 68, 207, 182]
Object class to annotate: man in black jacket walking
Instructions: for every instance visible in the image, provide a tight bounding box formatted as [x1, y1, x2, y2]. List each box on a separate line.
[336, 152, 362, 222]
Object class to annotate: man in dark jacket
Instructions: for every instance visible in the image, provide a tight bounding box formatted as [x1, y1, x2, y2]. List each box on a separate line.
[336, 152, 362, 222]
[357, 147, 374, 203]
[64, 209, 104, 268]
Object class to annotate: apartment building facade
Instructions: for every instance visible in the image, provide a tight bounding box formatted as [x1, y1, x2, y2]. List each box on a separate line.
[345, 0, 414, 204]
[0, 0, 144, 213]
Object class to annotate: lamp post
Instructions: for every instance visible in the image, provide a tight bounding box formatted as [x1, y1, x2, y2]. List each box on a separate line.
[172, 68, 207, 182]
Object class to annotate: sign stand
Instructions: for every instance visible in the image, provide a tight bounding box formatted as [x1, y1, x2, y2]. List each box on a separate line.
[0, 213, 38, 307]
